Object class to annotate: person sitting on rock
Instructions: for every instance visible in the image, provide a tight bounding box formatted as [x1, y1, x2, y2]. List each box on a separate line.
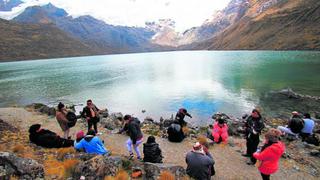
[167, 120, 185, 142]
[74, 129, 108, 155]
[243, 109, 265, 165]
[277, 116, 304, 138]
[212, 116, 228, 144]
[175, 108, 192, 127]
[29, 124, 74, 148]
[300, 113, 315, 140]
[253, 128, 285, 180]
[56, 102, 71, 139]
[81, 99, 101, 133]
[143, 136, 163, 163]
[120, 115, 143, 160]
[186, 142, 215, 180]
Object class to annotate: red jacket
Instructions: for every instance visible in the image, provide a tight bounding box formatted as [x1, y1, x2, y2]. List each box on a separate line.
[212, 122, 228, 135]
[253, 142, 285, 175]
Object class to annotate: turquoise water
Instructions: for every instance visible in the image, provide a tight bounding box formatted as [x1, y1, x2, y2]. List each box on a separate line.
[0, 51, 319, 125]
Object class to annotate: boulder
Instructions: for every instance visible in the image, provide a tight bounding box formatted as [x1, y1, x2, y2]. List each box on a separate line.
[0, 152, 44, 179]
[144, 163, 186, 180]
[101, 112, 123, 130]
[74, 155, 122, 180]
[100, 109, 109, 118]
[27, 103, 56, 116]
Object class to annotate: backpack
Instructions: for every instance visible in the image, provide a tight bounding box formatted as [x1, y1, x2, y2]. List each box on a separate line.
[66, 112, 77, 128]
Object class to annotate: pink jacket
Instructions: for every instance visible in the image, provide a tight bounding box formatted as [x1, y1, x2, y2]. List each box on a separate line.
[212, 122, 228, 135]
[253, 141, 285, 175]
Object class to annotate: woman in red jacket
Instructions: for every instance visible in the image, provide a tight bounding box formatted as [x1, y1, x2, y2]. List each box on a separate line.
[253, 128, 285, 180]
[212, 117, 228, 144]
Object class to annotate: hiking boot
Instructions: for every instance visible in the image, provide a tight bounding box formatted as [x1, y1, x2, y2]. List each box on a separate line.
[241, 153, 250, 157]
[137, 156, 143, 162]
[246, 160, 255, 165]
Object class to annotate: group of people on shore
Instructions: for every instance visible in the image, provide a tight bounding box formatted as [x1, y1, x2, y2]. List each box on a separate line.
[28, 100, 317, 180]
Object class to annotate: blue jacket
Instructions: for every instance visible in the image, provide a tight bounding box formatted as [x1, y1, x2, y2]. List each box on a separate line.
[75, 135, 108, 155]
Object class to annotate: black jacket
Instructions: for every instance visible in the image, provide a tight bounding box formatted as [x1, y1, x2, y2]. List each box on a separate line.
[167, 122, 184, 142]
[245, 116, 265, 137]
[143, 142, 163, 163]
[81, 105, 100, 119]
[29, 129, 74, 148]
[175, 111, 191, 126]
[123, 118, 143, 144]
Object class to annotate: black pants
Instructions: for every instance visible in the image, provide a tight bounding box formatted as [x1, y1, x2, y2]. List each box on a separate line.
[88, 117, 98, 133]
[246, 133, 260, 163]
[261, 173, 270, 180]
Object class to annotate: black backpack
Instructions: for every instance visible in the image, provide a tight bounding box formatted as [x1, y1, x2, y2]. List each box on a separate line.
[66, 112, 77, 128]
[289, 118, 304, 134]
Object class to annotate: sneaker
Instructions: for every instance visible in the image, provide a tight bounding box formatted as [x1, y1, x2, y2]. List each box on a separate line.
[137, 157, 143, 162]
[128, 153, 134, 160]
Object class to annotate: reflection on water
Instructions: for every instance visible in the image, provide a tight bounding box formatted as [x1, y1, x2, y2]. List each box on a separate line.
[0, 51, 319, 125]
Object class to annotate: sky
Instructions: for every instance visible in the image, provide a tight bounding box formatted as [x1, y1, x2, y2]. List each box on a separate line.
[1, 0, 231, 32]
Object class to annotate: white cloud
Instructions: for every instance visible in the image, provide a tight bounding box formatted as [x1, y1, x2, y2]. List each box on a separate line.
[1, 0, 231, 32]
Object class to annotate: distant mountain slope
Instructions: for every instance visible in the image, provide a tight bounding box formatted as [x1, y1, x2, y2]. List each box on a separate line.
[190, 0, 320, 50]
[0, 19, 96, 61]
[13, 3, 171, 54]
[0, 0, 22, 11]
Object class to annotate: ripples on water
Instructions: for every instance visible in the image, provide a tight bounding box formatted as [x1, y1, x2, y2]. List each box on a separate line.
[0, 51, 319, 125]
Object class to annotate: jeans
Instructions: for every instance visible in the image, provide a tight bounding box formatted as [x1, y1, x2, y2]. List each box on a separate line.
[126, 138, 143, 158]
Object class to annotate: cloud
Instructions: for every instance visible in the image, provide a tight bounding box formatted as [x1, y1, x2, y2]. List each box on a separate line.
[1, 0, 231, 32]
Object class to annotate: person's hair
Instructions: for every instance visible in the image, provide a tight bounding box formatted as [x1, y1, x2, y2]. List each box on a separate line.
[87, 129, 96, 136]
[147, 136, 156, 144]
[87, 99, 92, 103]
[252, 109, 261, 118]
[29, 124, 41, 134]
[124, 114, 131, 121]
[304, 113, 311, 119]
[181, 108, 187, 113]
[265, 128, 282, 143]
[218, 117, 225, 124]
[57, 102, 65, 111]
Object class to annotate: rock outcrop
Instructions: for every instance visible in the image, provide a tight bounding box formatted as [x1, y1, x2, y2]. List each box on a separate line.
[0, 152, 44, 179]
[144, 162, 186, 180]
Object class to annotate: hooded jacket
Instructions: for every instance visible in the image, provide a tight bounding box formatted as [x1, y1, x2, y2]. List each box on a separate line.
[75, 135, 108, 155]
[123, 118, 143, 144]
[143, 142, 163, 163]
[245, 115, 265, 136]
[253, 141, 285, 175]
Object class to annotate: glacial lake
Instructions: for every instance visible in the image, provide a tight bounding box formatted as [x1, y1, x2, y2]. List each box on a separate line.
[0, 51, 319, 125]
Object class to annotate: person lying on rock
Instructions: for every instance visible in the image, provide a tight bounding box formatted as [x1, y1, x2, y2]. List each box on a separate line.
[253, 128, 285, 180]
[81, 99, 102, 134]
[175, 108, 192, 127]
[186, 142, 215, 180]
[29, 124, 74, 148]
[120, 115, 143, 160]
[243, 109, 265, 165]
[56, 102, 71, 139]
[212, 116, 229, 144]
[74, 129, 109, 155]
[167, 120, 185, 142]
[143, 136, 163, 163]
[277, 115, 304, 139]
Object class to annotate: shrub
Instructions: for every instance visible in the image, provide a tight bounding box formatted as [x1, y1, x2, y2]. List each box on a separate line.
[12, 144, 25, 154]
[63, 159, 79, 178]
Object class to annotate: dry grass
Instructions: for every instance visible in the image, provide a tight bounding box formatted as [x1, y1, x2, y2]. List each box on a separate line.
[12, 144, 25, 154]
[63, 159, 79, 178]
[44, 155, 79, 179]
[57, 147, 76, 160]
[104, 170, 129, 180]
[159, 171, 175, 180]
[182, 126, 189, 135]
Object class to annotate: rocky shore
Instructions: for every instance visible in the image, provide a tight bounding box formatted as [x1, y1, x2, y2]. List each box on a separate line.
[0, 88, 319, 179]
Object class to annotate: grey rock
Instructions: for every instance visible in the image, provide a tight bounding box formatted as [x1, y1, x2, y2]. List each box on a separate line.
[74, 155, 122, 180]
[0, 152, 44, 180]
[101, 112, 123, 130]
[144, 162, 186, 180]
[100, 109, 109, 118]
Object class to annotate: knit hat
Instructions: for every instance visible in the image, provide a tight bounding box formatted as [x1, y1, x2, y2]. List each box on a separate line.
[76, 130, 85, 140]
[192, 142, 204, 154]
